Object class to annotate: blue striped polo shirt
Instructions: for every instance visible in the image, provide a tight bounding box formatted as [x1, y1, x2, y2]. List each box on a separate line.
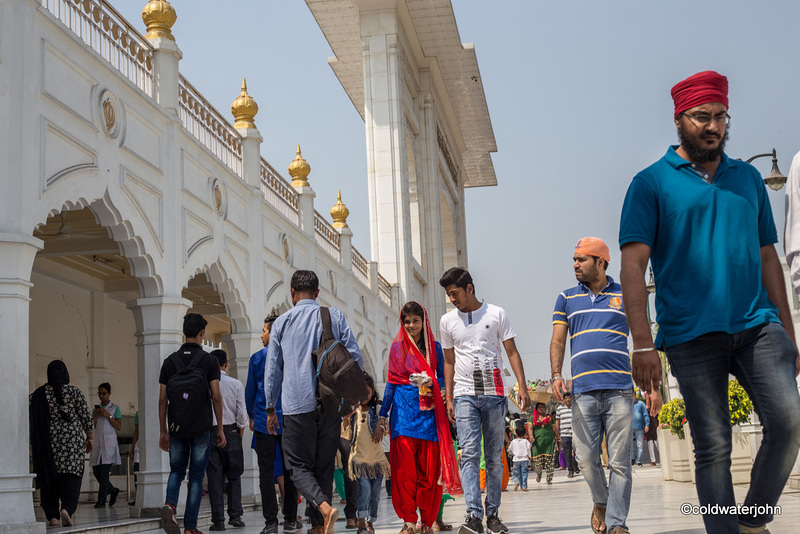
[552, 276, 633, 394]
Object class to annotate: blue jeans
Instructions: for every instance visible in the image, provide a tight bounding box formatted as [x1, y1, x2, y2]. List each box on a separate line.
[572, 389, 633, 532]
[454, 395, 507, 519]
[166, 432, 212, 530]
[633, 428, 644, 464]
[666, 322, 800, 533]
[511, 460, 529, 490]
[356, 475, 383, 523]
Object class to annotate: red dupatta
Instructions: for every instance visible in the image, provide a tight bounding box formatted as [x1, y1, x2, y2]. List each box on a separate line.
[388, 303, 462, 495]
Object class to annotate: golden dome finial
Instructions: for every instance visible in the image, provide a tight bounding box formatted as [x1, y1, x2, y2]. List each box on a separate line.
[331, 190, 350, 229]
[288, 145, 311, 187]
[231, 78, 259, 129]
[142, 0, 177, 41]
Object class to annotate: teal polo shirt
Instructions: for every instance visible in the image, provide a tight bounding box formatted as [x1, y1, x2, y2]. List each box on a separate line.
[619, 146, 780, 348]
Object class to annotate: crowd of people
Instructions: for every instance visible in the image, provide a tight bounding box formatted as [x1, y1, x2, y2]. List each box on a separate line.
[29, 70, 800, 534]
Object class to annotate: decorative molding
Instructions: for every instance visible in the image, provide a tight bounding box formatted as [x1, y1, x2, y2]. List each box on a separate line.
[437, 126, 458, 185]
[41, 118, 97, 190]
[120, 167, 164, 254]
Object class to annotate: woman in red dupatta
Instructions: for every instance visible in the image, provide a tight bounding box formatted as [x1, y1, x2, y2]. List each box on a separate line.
[374, 302, 461, 534]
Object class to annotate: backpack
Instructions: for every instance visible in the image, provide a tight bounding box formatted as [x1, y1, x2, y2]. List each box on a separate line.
[166, 347, 211, 437]
[311, 307, 369, 418]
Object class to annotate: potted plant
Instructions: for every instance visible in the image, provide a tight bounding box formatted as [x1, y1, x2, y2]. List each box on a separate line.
[658, 398, 692, 481]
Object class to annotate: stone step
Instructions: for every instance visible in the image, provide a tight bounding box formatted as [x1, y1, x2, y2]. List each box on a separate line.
[789, 474, 800, 490]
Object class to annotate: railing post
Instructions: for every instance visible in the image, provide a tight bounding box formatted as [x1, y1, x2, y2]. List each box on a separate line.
[331, 191, 352, 268]
[231, 79, 263, 189]
[288, 146, 315, 238]
[368, 261, 379, 294]
[142, 1, 182, 117]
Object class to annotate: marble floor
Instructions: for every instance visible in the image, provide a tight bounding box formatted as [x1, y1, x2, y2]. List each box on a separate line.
[44, 465, 800, 533]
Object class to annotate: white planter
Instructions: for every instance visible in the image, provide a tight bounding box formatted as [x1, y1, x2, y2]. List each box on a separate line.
[657, 427, 675, 481]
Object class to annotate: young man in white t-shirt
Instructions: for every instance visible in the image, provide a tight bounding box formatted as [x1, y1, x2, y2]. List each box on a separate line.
[439, 267, 531, 534]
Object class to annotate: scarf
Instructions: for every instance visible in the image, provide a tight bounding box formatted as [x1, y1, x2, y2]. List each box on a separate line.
[388, 302, 462, 495]
[531, 409, 552, 427]
[30, 360, 71, 488]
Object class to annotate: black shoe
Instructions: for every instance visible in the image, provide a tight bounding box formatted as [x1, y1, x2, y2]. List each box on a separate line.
[93, 502, 106, 508]
[637, 462, 643, 467]
[209, 522, 226, 532]
[486, 515, 508, 534]
[458, 515, 483, 534]
[283, 520, 303, 533]
[109, 487, 120, 507]
[228, 517, 245, 528]
[161, 504, 181, 534]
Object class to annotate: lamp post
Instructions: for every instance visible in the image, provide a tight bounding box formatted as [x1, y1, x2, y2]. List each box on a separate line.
[743, 148, 787, 191]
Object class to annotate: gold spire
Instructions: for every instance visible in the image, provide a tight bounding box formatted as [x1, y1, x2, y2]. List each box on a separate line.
[288, 145, 311, 188]
[231, 79, 259, 129]
[330, 190, 350, 229]
[142, 0, 177, 41]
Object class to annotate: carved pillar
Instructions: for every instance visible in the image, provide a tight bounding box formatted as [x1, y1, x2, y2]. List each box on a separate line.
[0, 234, 44, 533]
[127, 296, 192, 517]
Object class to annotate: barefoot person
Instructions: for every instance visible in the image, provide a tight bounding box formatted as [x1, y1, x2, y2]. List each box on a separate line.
[375, 301, 461, 534]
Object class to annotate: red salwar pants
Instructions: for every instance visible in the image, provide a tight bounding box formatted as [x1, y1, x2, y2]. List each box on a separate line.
[390, 436, 443, 527]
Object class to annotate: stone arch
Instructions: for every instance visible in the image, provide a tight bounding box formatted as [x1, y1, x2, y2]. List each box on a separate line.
[34, 191, 162, 297]
[185, 258, 251, 336]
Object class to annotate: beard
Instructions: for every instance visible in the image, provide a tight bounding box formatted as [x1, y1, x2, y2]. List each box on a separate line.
[677, 123, 729, 163]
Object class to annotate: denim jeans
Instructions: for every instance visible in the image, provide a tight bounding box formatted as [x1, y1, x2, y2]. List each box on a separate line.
[356, 475, 383, 522]
[572, 389, 633, 532]
[666, 322, 800, 533]
[166, 432, 212, 530]
[632, 429, 644, 464]
[454, 395, 507, 519]
[511, 460, 529, 489]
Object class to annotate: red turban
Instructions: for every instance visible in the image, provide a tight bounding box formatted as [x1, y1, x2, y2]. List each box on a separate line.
[670, 71, 728, 118]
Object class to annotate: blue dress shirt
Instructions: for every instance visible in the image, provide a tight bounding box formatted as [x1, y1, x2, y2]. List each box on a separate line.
[264, 299, 363, 416]
[245, 347, 283, 435]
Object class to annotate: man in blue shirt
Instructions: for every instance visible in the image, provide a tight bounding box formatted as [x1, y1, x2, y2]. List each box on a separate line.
[264, 270, 363, 534]
[550, 237, 635, 534]
[245, 315, 300, 534]
[631, 396, 650, 467]
[619, 70, 800, 534]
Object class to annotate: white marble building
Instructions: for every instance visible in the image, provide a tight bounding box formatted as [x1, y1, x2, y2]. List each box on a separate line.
[0, 0, 497, 531]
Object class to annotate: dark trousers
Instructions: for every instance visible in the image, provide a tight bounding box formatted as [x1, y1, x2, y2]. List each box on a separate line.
[384, 452, 391, 495]
[255, 430, 298, 526]
[337, 437, 358, 520]
[40, 473, 82, 520]
[92, 463, 117, 504]
[562, 436, 578, 474]
[206, 425, 244, 522]
[283, 408, 340, 527]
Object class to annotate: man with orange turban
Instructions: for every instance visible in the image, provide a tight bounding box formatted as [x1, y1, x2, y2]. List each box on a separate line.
[619, 71, 800, 534]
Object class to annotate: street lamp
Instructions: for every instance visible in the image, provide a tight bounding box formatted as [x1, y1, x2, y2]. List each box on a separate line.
[744, 148, 787, 191]
[646, 266, 656, 295]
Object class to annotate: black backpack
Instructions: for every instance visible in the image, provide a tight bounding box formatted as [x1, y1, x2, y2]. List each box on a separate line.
[312, 307, 369, 418]
[166, 347, 211, 437]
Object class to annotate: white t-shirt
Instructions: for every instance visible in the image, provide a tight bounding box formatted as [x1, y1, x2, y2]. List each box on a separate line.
[439, 302, 516, 397]
[507, 437, 532, 462]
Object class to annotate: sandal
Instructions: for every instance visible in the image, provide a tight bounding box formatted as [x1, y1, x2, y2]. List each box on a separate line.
[399, 522, 416, 533]
[591, 504, 607, 533]
[435, 519, 452, 531]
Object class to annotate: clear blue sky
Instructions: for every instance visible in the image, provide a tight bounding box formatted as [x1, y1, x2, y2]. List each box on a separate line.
[117, 1, 800, 379]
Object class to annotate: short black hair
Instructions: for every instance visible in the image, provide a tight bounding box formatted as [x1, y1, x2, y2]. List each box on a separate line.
[264, 315, 279, 333]
[210, 349, 227, 367]
[439, 267, 474, 292]
[183, 313, 208, 338]
[593, 256, 609, 270]
[291, 270, 319, 293]
[515, 426, 526, 438]
[98, 382, 111, 393]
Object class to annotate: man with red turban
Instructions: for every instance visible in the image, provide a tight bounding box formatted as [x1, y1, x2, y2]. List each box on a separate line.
[619, 71, 800, 534]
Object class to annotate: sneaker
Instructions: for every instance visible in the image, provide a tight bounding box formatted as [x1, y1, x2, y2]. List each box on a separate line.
[458, 515, 483, 534]
[637, 462, 642, 467]
[94, 502, 106, 508]
[257, 524, 277, 534]
[209, 522, 226, 532]
[229, 517, 245, 528]
[161, 504, 180, 534]
[284, 520, 303, 533]
[485, 515, 508, 534]
[109, 487, 120, 507]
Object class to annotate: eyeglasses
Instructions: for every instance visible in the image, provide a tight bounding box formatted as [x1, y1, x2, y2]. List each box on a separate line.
[682, 112, 730, 127]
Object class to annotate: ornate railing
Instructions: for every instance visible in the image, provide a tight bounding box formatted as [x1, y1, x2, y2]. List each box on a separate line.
[378, 273, 392, 307]
[41, 0, 154, 96]
[260, 159, 299, 225]
[352, 248, 370, 287]
[314, 213, 340, 261]
[178, 76, 243, 177]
